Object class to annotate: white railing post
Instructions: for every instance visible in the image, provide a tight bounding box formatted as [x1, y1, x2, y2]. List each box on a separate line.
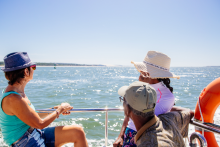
[37, 108, 124, 147]
[105, 110, 108, 147]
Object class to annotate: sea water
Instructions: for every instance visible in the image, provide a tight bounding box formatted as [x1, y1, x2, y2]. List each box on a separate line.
[0, 66, 220, 147]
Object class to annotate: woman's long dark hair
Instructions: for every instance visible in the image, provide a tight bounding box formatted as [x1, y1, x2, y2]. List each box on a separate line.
[157, 78, 173, 93]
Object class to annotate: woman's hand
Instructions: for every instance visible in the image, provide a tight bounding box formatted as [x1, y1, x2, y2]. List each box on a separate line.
[57, 103, 73, 116]
[113, 137, 123, 147]
[62, 111, 71, 115]
[53, 105, 59, 109]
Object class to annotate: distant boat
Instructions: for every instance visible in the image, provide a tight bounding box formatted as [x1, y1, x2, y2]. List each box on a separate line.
[54, 64, 56, 69]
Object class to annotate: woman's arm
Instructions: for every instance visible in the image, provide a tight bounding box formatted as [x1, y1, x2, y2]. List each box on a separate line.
[5, 94, 72, 129]
[38, 112, 50, 118]
[113, 116, 129, 147]
[37, 106, 60, 118]
[171, 106, 194, 119]
[37, 106, 71, 118]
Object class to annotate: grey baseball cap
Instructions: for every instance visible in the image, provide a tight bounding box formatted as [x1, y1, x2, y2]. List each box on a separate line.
[118, 81, 157, 113]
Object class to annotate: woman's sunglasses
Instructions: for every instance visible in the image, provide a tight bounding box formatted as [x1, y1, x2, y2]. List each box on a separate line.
[30, 65, 36, 70]
[119, 96, 125, 102]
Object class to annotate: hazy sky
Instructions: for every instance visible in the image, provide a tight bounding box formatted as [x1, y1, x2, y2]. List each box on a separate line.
[0, 0, 219, 66]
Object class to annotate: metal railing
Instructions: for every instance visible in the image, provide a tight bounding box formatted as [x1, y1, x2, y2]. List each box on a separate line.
[38, 108, 124, 147]
[189, 120, 220, 135]
[38, 108, 220, 147]
[189, 132, 207, 147]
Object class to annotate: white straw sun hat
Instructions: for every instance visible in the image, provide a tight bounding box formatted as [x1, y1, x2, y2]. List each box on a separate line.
[131, 51, 180, 79]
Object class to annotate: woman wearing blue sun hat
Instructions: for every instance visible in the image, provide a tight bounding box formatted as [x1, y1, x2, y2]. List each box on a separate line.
[0, 52, 88, 147]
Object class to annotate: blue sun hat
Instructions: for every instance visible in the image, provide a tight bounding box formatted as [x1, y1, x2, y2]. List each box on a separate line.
[1, 52, 36, 72]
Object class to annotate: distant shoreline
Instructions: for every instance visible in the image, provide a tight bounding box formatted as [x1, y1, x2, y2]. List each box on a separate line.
[0, 62, 106, 67]
[0, 65, 126, 67]
[0, 64, 219, 68]
[1, 65, 220, 68]
[0, 65, 107, 67]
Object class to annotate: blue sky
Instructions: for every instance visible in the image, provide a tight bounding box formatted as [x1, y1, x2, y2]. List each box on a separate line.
[0, 0, 219, 66]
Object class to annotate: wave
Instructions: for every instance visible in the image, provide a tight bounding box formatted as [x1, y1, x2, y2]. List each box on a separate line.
[29, 79, 88, 84]
[118, 76, 137, 79]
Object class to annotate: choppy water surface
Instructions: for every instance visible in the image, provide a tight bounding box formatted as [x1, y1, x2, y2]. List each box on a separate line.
[0, 66, 220, 147]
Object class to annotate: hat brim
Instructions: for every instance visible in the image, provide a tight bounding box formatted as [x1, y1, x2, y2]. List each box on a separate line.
[131, 61, 148, 72]
[118, 86, 129, 97]
[131, 61, 180, 79]
[1, 62, 36, 72]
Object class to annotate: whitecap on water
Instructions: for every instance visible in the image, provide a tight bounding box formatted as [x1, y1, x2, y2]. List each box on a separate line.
[118, 76, 137, 79]
[179, 75, 188, 77]
[93, 90, 101, 93]
[60, 139, 117, 147]
[29, 80, 53, 84]
[60, 79, 88, 83]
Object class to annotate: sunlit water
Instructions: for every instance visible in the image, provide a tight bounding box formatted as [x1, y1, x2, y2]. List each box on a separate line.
[0, 66, 220, 147]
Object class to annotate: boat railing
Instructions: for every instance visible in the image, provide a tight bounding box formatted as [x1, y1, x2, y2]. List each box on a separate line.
[38, 108, 123, 147]
[38, 108, 220, 147]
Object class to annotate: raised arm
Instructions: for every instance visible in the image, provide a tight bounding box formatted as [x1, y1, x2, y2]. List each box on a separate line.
[5, 94, 72, 129]
[37, 105, 69, 118]
[38, 112, 50, 118]
[170, 106, 194, 119]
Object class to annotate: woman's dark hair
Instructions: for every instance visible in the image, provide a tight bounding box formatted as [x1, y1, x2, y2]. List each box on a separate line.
[5, 67, 30, 85]
[157, 78, 173, 93]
